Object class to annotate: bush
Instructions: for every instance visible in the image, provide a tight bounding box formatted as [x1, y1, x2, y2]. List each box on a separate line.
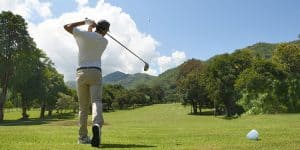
[4, 100, 14, 109]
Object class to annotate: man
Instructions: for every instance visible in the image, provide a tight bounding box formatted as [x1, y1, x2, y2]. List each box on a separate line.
[64, 18, 110, 147]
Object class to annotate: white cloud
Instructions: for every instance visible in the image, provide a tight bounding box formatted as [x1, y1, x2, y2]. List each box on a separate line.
[157, 50, 187, 73]
[0, 0, 52, 19]
[28, 0, 160, 80]
[75, 0, 88, 7]
[1, 0, 187, 81]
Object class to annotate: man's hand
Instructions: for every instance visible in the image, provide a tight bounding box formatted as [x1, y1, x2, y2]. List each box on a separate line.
[63, 20, 85, 34]
[88, 21, 97, 32]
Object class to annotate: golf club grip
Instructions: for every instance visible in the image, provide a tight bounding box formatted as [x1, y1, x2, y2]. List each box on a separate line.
[106, 33, 147, 64]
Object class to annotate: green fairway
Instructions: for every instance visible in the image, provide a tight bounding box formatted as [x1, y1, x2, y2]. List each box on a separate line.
[0, 104, 299, 150]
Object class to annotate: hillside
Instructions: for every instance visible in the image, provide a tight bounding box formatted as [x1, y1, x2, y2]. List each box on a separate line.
[66, 72, 157, 89]
[240, 40, 300, 58]
[66, 39, 300, 90]
[103, 71, 129, 83]
[115, 73, 157, 89]
[149, 67, 179, 88]
[243, 42, 276, 58]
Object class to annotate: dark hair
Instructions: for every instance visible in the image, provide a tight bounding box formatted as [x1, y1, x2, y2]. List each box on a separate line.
[96, 20, 110, 32]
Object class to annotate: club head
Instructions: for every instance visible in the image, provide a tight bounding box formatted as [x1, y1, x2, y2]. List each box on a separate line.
[144, 63, 149, 71]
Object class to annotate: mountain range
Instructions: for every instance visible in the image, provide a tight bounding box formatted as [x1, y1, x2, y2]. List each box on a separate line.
[65, 71, 159, 89]
[102, 71, 157, 89]
[66, 39, 300, 90]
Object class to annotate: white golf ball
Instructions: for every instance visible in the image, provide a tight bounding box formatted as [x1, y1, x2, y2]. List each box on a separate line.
[246, 129, 259, 140]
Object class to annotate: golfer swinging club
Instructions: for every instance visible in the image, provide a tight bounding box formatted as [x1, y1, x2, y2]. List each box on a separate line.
[64, 18, 110, 147]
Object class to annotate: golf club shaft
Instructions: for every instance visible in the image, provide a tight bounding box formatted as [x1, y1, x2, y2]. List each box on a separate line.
[106, 32, 147, 64]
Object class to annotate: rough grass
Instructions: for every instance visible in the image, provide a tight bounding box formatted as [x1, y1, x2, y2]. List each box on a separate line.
[0, 104, 299, 150]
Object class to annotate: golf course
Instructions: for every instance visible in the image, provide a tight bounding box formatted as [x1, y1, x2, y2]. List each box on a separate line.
[0, 103, 299, 150]
[1, 1, 300, 149]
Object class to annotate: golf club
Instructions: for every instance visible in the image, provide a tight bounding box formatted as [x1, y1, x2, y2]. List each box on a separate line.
[106, 32, 149, 71]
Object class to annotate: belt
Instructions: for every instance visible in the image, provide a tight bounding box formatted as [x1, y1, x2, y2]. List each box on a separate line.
[77, 67, 102, 72]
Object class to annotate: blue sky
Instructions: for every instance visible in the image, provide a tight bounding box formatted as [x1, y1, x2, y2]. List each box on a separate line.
[31, 0, 300, 60]
[107, 0, 300, 59]
[1, 0, 300, 80]
[33, 0, 300, 60]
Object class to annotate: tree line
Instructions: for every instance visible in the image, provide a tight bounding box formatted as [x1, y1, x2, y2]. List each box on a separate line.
[101, 84, 165, 111]
[0, 11, 78, 121]
[177, 43, 300, 116]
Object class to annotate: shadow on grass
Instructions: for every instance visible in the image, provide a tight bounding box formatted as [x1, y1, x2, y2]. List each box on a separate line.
[217, 115, 240, 120]
[188, 110, 215, 116]
[0, 112, 76, 126]
[188, 111, 241, 120]
[101, 143, 156, 149]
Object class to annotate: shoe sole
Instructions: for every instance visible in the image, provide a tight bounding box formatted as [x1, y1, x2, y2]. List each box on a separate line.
[91, 125, 100, 147]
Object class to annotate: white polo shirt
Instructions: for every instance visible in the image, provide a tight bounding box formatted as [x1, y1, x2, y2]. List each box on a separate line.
[73, 28, 108, 68]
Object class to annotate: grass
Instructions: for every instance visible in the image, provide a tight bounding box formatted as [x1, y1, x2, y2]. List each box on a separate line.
[0, 104, 299, 150]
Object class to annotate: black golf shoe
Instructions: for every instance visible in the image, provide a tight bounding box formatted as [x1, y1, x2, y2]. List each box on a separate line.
[91, 124, 100, 147]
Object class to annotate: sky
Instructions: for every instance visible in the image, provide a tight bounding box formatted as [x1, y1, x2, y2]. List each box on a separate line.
[1, 0, 300, 81]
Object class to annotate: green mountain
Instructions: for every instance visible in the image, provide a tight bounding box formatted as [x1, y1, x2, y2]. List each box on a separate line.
[66, 39, 300, 91]
[240, 40, 300, 58]
[149, 59, 202, 88]
[103, 71, 130, 83]
[243, 42, 276, 58]
[65, 81, 76, 89]
[103, 71, 157, 89]
[147, 67, 179, 96]
[66, 71, 157, 89]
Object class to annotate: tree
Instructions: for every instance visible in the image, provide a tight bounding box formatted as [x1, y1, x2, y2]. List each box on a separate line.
[129, 89, 146, 107]
[272, 43, 300, 112]
[176, 59, 203, 103]
[38, 57, 71, 118]
[10, 48, 46, 119]
[205, 51, 255, 117]
[0, 11, 37, 121]
[273, 43, 300, 74]
[42, 66, 68, 117]
[56, 92, 73, 114]
[102, 85, 115, 111]
[182, 70, 210, 114]
[69, 89, 79, 113]
[102, 84, 127, 111]
[150, 84, 165, 104]
[12, 52, 68, 119]
[235, 59, 287, 114]
[135, 84, 152, 105]
[206, 54, 236, 116]
[115, 87, 129, 109]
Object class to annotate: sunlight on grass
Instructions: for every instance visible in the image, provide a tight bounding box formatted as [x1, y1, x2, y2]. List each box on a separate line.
[0, 104, 299, 150]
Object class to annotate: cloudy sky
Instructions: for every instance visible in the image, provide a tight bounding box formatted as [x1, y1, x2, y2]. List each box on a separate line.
[1, 0, 300, 81]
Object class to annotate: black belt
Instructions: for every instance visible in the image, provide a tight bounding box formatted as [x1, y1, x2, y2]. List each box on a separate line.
[77, 67, 101, 72]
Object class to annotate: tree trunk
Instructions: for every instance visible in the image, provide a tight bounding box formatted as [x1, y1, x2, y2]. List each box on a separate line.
[21, 100, 29, 119]
[0, 73, 9, 121]
[192, 100, 197, 114]
[40, 104, 46, 119]
[199, 102, 202, 113]
[0, 102, 4, 121]
[73, 107, 77, 113]
[22, 107, 29, 120]
[225, 102, 233, 117]
[48, 110, 52, 116]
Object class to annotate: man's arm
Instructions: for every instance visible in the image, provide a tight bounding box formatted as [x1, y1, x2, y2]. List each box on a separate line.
[63, 20, 85, 35]
[87, 22, 97, 32]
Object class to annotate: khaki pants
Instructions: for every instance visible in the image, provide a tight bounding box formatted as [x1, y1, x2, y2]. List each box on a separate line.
[76, 69, 103, 137]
